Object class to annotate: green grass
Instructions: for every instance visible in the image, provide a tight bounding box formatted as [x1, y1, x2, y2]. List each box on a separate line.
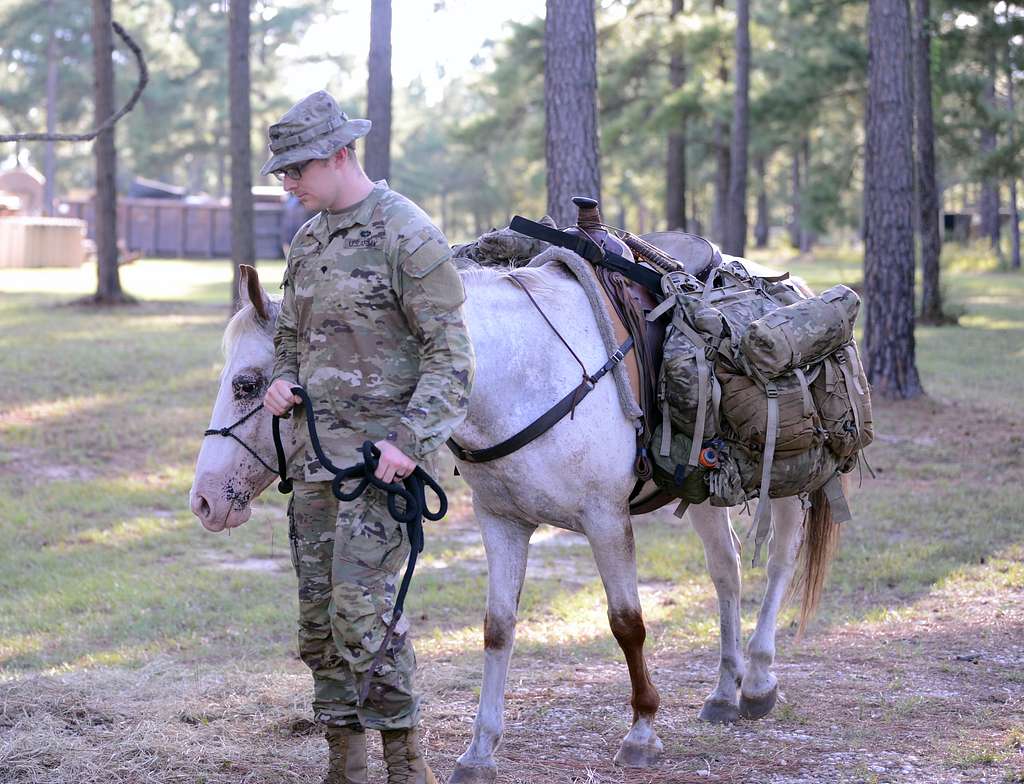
[1, 251, 1022, 676]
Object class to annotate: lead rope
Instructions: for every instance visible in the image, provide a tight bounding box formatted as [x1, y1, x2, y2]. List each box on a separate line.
[270, 386, 448, 707]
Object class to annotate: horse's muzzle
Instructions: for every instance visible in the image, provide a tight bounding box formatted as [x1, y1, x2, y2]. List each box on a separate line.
[189, 482, 252, 532]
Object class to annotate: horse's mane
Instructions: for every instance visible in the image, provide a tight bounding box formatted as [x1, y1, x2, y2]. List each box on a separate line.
[222, 298, 281, 364]
[460, 261, 570, 303]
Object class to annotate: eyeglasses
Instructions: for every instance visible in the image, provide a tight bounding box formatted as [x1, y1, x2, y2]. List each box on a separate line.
[272, 159, 316, 182]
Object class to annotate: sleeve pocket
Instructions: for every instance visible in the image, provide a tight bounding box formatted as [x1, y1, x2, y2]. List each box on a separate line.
[403, 229, 452, 278]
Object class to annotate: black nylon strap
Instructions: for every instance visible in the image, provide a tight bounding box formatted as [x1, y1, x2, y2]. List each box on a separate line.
[447, 336, 634, 464]
[508, 216, 664, 293]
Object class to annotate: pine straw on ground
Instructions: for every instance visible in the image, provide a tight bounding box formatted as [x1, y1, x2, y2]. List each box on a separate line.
[2, 563, 1021, 784]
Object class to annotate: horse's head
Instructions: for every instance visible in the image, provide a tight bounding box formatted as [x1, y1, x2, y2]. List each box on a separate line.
[189, 265, 299, 532]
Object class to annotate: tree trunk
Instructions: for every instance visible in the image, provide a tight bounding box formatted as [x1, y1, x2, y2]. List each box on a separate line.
[665, 0, 688, 231]
[979, 48, 1001, 256]
[915, 0, 944, 323]
[544, 0, 601, 226]
[91, 0, 127, 303]
[711, 0, 730, 245]
[799, 137, 814, 252]
[754, 154, 769, 248]
[43, 0, 58, 217]
[365, 0, 392, 182]
[722, 0, 750, 256]
[789, 145, 801, 248]
[864, 0, 923, 399]
[1008, 60, 1021, 271]
[229, 0, 254, 313]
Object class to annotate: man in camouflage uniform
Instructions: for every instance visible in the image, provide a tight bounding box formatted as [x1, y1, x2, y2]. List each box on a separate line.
[261, 91, 474, 784]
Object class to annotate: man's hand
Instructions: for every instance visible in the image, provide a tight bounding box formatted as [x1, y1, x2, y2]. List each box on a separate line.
[374, 440, 417, 484]
[264, 379, 302, 416]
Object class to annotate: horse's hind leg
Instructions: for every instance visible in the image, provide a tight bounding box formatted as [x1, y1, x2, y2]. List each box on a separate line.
[451, 505, 534, 784]
[587, 513, 663, 768]
[740, 495, 805, 719]
[688, 502, 745, 723]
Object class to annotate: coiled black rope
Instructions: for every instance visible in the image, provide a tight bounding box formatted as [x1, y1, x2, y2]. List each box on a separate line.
[272, 386, 448, 705]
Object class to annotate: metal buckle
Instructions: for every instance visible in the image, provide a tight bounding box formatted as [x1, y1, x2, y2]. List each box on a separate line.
[765, 383, 779, 399]
[611, 348, 625, 364]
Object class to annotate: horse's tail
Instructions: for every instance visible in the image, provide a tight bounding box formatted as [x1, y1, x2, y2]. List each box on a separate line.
[789, 476, 844, 638]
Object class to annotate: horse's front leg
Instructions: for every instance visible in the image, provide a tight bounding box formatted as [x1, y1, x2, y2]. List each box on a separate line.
[740, 495, 805, 719]
[450, 504, 535, 784]
[587, 513, 663, 768]
[689, 502, 745, 723]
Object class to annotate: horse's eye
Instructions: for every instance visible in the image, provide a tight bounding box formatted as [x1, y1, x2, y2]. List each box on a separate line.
[232, 374, 264, 400]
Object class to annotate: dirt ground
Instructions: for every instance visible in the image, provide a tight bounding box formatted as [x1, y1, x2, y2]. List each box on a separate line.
[1, 560, 1020, 784]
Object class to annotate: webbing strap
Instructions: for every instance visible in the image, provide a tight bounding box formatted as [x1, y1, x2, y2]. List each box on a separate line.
[660, 396, 673, 457]
[647, 295, 676, 322]
[751, 381, 779, 566]
[674, 321, 714, 470]
[700, 267, 718, 303]
[845, 345, 865, 394]
[447, 337, 634, 463]
[711, 373, 722, 427]
[823, 473, 853, 523]
[836, 351, 863, 441]
[690, 357, 710, 470]
[794, 367, 813, 418]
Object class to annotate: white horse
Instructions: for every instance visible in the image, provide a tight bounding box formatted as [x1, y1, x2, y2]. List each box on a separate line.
[190, 263, 838, 782]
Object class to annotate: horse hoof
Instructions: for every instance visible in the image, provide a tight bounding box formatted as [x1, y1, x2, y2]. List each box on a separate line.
[613, 739, 663, 768]
[449, 761, 497, 784]
[739, 685, 778, 720]
[698, 698, 740, 724]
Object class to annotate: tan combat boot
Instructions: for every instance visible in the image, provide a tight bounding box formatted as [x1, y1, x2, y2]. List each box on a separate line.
[381, 727, 437, 784]
[324, 726, 368, 784]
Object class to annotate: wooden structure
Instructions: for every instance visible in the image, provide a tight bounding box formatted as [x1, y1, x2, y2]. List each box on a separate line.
[63, 197, 290, 259]
[0, 166, 45, 216]
[0, 217, 87, 268]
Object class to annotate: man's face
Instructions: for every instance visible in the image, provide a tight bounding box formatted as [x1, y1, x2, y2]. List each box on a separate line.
[279, 153, 343, 210]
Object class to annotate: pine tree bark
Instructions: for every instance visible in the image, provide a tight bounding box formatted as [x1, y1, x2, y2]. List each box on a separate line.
[1008, 59, 1021, 270]
[544, 0, 601, 226]
[665, 0, 688, 231]
[712, 0, 730, 245]
[722, 0, 750, 256]
[979, 48, 1001, 255]
[91, 0, 127, 303]
[365, 0, 392, 182]
[915, 0, 944, 323]
[754, 154, 769, 248]
[799, 137, 814, 252]
[229, 0, 254, 313]
[789, 144, 801, 248]
[864, 0, 923, 399]
[44, 0, 58, 217]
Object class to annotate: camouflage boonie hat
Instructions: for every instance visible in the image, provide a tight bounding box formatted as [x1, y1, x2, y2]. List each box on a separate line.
[259, 91, 371, 177]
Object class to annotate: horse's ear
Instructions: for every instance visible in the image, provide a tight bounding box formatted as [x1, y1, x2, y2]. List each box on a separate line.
[238, 264, 270, 322]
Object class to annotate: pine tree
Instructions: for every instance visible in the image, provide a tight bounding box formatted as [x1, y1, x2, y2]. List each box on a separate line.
[722, 0, 750, 255]
[863, 0, 923, 399]
[915, 0, 944, 324]
[365, 0, 392, 182]
[229, 0, 254, 313]
[544, 0, 601, 225]
[90, 0, 128, 304]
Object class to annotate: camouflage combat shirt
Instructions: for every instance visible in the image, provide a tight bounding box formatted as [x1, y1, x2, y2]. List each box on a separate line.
[272, 181, 475, 481]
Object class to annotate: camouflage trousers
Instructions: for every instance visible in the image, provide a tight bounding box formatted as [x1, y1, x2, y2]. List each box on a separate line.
[288, 480, 419, 731]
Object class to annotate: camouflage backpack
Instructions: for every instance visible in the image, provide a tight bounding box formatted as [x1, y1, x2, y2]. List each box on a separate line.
[646, 260, 873, 563]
